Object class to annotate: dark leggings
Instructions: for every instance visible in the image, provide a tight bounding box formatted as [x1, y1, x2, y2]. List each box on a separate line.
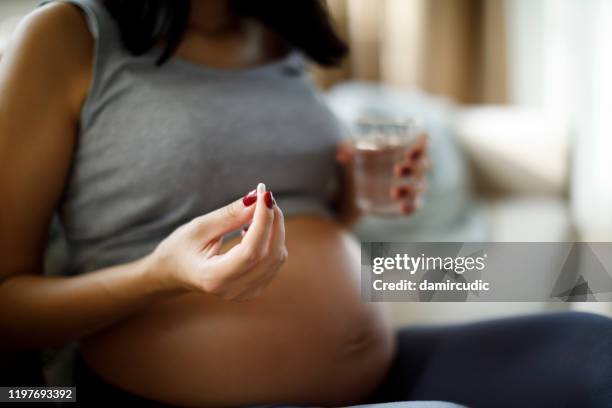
[367, 311, 612, 408]
[74, 312, 612, 407]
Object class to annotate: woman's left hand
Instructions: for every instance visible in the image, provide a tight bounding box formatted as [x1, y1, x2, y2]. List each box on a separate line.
[389, 133, 431, 214]
[336, 133, 431, 218]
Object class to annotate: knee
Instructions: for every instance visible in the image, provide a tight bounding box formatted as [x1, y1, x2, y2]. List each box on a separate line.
[558, 312, 612, 395]
[554, 311, 612, 349]
[538, 312, 611, 365]
[556, 311, 612, 332]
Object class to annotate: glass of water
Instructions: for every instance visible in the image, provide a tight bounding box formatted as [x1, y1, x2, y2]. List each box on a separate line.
[350, 115, 424, 215]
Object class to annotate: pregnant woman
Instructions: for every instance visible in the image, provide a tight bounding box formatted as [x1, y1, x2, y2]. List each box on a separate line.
[0, 1, 611, 407]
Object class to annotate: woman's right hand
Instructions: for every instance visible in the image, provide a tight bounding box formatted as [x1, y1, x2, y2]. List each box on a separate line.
[146, 183, 287, 301]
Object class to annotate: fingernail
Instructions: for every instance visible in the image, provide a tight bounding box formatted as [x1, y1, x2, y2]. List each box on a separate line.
[264, 191, 275, 209]
[401, 166, 413, 177]
[242, 189, 257, 207]
[257, 183, 266, 195]
[391, 186, 410, 199]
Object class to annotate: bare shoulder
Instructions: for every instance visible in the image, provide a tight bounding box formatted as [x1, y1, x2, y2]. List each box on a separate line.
[16, 2, 93, 54]
[2, 2, 94, 107]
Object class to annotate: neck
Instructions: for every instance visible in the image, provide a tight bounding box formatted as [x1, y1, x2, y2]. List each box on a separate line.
[188, 0, 241, 34]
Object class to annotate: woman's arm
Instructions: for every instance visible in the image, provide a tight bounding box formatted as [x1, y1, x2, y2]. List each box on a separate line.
[0, 258, 175, 350]
[0, 4, 287, 350]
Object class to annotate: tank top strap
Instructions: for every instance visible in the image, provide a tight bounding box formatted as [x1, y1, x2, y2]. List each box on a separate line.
[38, 0, 121, 125]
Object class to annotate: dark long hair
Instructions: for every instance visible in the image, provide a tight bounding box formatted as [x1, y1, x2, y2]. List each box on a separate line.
[100, 0, 348, 67]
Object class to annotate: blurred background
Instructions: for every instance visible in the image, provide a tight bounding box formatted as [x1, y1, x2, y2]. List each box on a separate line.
[1, 0, 610, 324]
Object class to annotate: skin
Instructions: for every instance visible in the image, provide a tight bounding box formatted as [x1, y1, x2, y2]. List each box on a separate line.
[0, 1, 428, 405]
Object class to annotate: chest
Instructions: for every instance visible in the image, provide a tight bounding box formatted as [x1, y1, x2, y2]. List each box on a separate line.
[77, 65, 343, 207]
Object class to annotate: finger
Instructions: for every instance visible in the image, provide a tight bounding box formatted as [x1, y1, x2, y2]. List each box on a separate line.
[400, 193, 425, 214]
[204, 242, 253, 285]
[218, 259, 277, 301]
[390, 184, 418, 200]
[399, 200, 417, 215]
[267, 205, 286, 258]
[240, 183, 275, 263]
[236, 206, 287, 285]
[409, 133, 427, 151]
[203, 184, 277, 283]
[393, 163, 415, 178]
[220, 263, 273, 300]
[189, 190, 257, 240]
[233, 269, 278, 302]
[202, 237, 224, 257]
[391, 180, 429, 201]
[336, 141, 354, 165]
[400, 194, 425, 214]
[405, 135, 428, 162]
[394, 156, 431, 179]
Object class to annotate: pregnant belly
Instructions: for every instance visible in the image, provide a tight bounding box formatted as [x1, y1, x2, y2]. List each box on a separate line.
[80, 216, 395, 407]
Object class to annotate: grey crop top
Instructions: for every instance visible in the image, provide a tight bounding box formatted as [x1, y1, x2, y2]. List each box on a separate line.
[42, 0, 344, 275]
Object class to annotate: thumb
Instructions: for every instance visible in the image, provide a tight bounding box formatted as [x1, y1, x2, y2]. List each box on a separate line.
[189, 194, 256, 240]
[336, 141, 354, 165]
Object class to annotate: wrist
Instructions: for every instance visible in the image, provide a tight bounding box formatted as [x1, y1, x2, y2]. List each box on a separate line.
[137, 254, 187, 298]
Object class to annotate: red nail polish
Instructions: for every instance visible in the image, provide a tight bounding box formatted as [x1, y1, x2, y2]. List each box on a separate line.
[396, 186, 410, 198]
[410, 149, 423, 161]
[242, 190, 257, 207]
[401, 166, 413, 177]
[264, 191, 275, 209]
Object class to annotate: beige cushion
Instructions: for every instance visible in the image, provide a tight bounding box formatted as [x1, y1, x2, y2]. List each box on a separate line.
[454, 106, 570, 196]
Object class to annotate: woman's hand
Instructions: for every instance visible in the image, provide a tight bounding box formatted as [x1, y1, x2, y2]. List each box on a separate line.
[389, 133, 431, 214]
[146, 183, 287, 301]
[336, 133, 431, 220]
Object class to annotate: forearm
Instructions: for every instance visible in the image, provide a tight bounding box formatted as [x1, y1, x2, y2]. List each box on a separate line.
[0, 255, 182, 350]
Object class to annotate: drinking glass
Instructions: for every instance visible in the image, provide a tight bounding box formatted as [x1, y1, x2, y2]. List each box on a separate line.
[350, 116, 424, 215]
